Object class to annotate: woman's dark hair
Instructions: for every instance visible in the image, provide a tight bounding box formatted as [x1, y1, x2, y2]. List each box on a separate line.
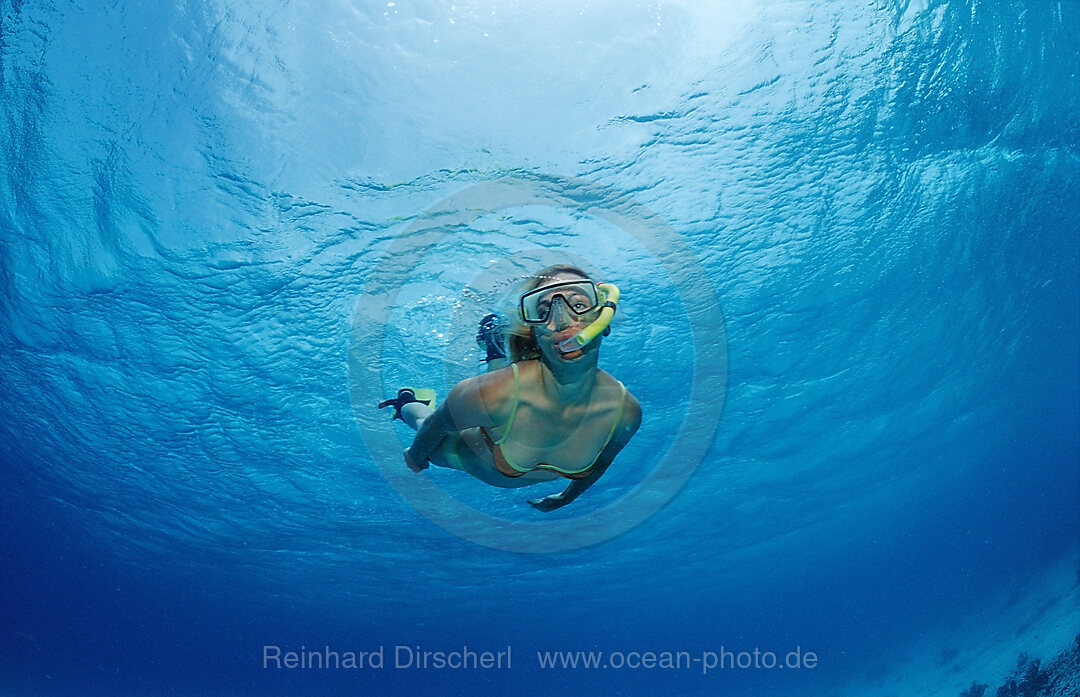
[504, 264, 593, 363]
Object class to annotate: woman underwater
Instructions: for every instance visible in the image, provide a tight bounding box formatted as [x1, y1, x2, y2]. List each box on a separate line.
[379, 265, 642, 512]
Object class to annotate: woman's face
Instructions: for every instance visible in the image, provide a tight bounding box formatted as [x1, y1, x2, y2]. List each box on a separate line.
[529, 272, 603, 361]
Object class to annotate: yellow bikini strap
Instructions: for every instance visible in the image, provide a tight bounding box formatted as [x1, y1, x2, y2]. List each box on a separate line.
[597, 382, 628, 454]
[494, 363, 520, 446]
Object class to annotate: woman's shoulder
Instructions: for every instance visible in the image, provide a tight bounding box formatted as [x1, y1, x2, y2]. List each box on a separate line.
[597, 369, 642, 429]
[596, 368, 629, 394]
[471, 362, 522, 420]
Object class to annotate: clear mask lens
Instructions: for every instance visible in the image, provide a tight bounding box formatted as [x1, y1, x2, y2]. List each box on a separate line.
[521, 281, 599, 323]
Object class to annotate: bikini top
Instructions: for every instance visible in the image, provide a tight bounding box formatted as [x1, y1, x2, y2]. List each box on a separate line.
[481, 362, 628, 480]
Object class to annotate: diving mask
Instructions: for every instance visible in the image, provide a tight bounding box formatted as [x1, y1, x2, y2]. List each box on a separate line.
[519, 280, 620, 353]
[520, 280, 601, 324]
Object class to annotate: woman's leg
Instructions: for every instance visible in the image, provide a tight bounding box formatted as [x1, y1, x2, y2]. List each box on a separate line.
[399, 401, 432, 431]
[400, 402, 466, 472]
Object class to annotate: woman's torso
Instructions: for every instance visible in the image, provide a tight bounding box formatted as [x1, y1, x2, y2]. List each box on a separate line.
[482, 360, 627, 477]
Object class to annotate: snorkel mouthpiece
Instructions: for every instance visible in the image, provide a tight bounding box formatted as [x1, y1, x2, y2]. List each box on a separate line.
[557, 283, 620, 353]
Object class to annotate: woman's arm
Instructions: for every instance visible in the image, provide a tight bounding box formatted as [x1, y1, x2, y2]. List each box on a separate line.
[404, 400, 458, 470]
[405, 371, 507, 470]
[528, 395, 642, 511]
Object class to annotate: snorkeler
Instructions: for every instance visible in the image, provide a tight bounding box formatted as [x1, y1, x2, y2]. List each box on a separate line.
[378, 265, 641, 511]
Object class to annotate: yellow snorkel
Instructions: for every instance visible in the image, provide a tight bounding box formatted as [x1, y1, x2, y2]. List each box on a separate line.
[557, 283, 620, 353]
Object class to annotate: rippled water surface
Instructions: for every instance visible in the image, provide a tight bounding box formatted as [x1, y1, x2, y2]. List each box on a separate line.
[1, 1, 1077, 696]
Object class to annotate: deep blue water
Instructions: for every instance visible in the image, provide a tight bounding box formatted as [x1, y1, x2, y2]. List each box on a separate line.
[1, 1, 1078, 696]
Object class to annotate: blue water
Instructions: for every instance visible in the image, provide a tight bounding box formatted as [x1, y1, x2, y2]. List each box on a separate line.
[2, 1, 1078, 696]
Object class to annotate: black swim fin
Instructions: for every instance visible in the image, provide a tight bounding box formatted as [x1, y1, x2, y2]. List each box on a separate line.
[377, 388, 437, 421]
[476, 313, 508, 362]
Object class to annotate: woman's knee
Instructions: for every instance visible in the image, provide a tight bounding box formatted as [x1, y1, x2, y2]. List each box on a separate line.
[400, 402, 433, 430]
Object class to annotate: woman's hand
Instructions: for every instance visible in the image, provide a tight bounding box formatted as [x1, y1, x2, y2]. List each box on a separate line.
[404, 447, 429, 472]
[527, 493, 567, 512]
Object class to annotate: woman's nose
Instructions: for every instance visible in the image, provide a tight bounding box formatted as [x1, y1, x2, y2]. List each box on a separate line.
[546, 297, 573, 328]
